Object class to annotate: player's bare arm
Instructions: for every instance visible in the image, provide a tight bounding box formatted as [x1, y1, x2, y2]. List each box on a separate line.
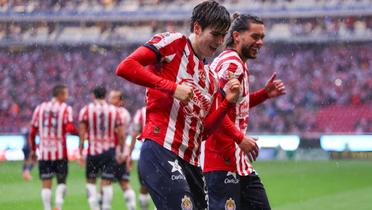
[78, 122, 87, 166]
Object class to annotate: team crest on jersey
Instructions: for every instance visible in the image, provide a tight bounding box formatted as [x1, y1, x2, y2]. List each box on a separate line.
[181, 195, 193, 210]
[225, 198, 236, 210]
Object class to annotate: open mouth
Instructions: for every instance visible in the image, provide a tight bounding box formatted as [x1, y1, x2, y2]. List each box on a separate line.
[209, 46, 218, 52]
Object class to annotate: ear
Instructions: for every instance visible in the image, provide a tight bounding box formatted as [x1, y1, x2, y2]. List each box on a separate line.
[232, 31, 240, 44]
[193, 22, 201, 35]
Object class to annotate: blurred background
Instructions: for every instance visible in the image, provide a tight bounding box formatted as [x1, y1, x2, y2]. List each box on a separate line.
[0, 0, 371, 210]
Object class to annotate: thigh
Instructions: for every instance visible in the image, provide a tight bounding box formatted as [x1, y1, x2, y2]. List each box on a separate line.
[240, 173, 271, 210]
[204, 171, 240, 210]
[86, 155, 101, 180]
[138, 140, 196, 210]
[114, 161, 130, 182]
[183, 164, 208, 210]
[39, 160, 54, 180]
[101, 148, 115, 181]
[54, 159, 68, 183]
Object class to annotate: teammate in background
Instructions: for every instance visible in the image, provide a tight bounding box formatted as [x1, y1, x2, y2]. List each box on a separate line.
[116, 1, 256, 209]
[203, 14, 286, 210]
[78, 86, 124, 210]
[22, 128, 34, 181]
[29, 85, 78, 210]
[128, 106, 155, 210]
[108, 90, 136, 210]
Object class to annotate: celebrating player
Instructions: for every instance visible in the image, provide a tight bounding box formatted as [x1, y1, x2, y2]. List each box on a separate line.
[108, 90, 136, 210]
[78, 86, 124, 210]
[203, 14, 286, 210]
[29, 85, 77, 210]
[115, 1, 253, 209]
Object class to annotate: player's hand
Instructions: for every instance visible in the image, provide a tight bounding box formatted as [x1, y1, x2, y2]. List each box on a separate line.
[238, 136, 259, 162]
[225, 78, 241, 103]
[116, 153, 126, 164]
[264, 72, 286, 98]
[126, 157, 132, 172]
[78, 155, 85, 167]
[173, 84, 194, 103]
[29, 150, 37, 163]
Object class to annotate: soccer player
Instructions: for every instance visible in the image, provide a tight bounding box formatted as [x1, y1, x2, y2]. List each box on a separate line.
[116, 1, 257, 209]
[78, 86, 124, 210]
[128, 106, 154, 210]
[203, 14, 286, 210]
[29, 85, 77, 210]
[108, 90, 136, 210]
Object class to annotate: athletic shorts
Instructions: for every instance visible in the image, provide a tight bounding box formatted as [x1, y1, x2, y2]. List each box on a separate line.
[38, 159, 68, 181]
[86, 148, 115, 180]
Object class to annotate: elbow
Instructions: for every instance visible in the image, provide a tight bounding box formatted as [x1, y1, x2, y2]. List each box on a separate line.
[115, 58, 130, 77]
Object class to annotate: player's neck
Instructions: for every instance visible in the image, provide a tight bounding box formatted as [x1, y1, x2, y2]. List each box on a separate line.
[228, 47, 248, 63]
[188, 34, 205, 60]
[94, 99, 106, 104]
[52, 97, 64, 103]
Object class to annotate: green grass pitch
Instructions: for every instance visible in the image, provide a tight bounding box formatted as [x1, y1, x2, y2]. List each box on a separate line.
[1, 160, 372, 210]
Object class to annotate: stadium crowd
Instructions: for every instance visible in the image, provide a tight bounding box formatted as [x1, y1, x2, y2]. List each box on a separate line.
[1, 44, 371, 134]
[1, 0, 370, 12]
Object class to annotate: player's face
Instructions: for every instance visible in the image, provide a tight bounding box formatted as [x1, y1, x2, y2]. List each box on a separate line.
[58, 88, 68, 102]
[239, 23, 265, 59]
[108, 91, 121, 106]
[196, 25, 227, 58]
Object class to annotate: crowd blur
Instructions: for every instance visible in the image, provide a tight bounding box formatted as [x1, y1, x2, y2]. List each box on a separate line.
[0, 0, 370, 12]
[1, 43, 371, 134]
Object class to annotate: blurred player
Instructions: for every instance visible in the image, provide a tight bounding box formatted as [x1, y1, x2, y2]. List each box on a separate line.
[78, 86, 124, 210]
[128, 106, 156, 210]
[108, 90, 136, 210]
[203, 14, 286, 210]
[116, 1, 255, 209]
[29, 85, 77, 210]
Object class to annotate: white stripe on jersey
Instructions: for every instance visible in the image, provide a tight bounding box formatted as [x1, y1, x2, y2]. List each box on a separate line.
[163, 44, 190, 150]
[153, 32, 184, 50]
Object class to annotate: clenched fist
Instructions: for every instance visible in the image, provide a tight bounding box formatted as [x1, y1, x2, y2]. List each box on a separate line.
[225, 78, 241, 103]
[173, 84, 194, 103]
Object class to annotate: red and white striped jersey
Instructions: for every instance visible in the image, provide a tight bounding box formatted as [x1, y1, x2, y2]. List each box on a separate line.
[118, 107, 131, 134]
[142, 32, 218, 166]
[79, 101, 122, 156]
[31, 100, 73, 161]
[204, 50, 254, 176]
[132, 106, 146, 134]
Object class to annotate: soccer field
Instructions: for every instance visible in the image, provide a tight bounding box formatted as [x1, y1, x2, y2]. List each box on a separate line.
[1, 160, 372, 210]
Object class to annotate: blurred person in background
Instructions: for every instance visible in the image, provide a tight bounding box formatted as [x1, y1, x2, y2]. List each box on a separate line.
[28, 85, 78, 210]
[78, 86, 124, 210]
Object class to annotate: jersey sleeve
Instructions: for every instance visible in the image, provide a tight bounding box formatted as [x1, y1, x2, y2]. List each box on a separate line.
[30, 105, 40, 128]
[144, 32, 185, 63]
[64, 106, 74, 124]
[115, 109, 123, 128]
[78, 106, 88, 125]
[216, 60, 245, 93]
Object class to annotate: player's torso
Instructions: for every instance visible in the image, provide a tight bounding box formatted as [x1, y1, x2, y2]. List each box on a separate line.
[36, 101, 69, 160]
[84, 102, 118, 155]
[204, 50, 254, 175]
[143, 33, 218, 166]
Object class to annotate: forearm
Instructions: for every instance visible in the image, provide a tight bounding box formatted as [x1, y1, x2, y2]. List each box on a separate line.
[29, 127, 37, 152]
[249, 88, 269, 108]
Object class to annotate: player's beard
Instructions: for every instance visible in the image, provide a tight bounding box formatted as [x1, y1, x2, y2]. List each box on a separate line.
[241, 43, 257, 59]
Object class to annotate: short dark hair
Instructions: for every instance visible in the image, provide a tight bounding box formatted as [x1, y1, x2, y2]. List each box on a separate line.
[190, 0, 231, 33]
[92, 86, 106, 99]
[52, 85, 67, 97]
[225, 13, 264, 47]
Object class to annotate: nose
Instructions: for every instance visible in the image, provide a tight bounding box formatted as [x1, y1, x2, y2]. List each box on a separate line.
[256, 38, 264, 46]
[217, 35, 225, 46]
